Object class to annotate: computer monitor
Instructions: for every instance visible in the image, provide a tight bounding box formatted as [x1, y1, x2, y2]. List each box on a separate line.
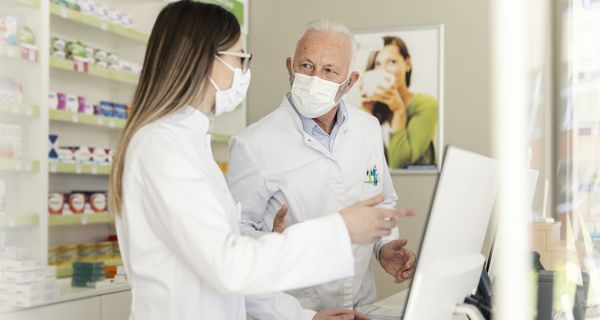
[402, 146, 500, 319]
[486, 168, 539, 279]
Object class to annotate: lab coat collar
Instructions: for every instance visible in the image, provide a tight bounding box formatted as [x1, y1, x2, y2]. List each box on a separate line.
[279, 96, 349, 160]
[285, 92, 348, 137]
[280, 95, 350, 136]
[166, 105, 211, 136]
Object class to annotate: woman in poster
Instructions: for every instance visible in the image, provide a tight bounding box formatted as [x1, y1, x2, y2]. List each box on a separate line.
[362, 36, 438, 169]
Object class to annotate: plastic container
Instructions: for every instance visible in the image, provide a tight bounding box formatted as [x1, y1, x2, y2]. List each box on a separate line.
[48, 193, 64, 215]
[57, 146, 74, 162]
[90, 193, 107, 213]
[77, 96, 86, 113]
[68, 193, 86, 214]
[48, 92, 59, 110]
[56, 92, 67, 110]
[65, 94, 78, 113]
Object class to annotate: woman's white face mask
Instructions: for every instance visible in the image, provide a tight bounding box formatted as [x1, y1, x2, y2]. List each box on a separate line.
[209, 55, 251, 116]
[290, 71, 350, 119]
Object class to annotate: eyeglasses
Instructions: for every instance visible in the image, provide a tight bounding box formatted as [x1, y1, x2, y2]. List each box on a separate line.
[217, 51, 253, 73]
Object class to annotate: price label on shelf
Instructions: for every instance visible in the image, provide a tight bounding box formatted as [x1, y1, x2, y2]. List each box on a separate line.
[7, 46, 15, 57]
[101, 21, 108, 30]
[91, 163, 98, 175]
[25, 106, 32, 116]
[60, 5, 68, 18]
[24, 161, 32, 171]
[11, 105, 19, 114]
[96, 117, 103, 125]
[109, 119, 115, 128]
[75, 163, 82, 174]
[81, 215, 89, 225]
[8, 216, 16, 228]
[14, 161, 22, 171]
[50, 162, 58, 173]
[71, 113, 79, 123]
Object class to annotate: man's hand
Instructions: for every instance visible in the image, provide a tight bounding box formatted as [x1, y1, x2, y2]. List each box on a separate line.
[380, 239, 416, 283]
[314, 308, 371, 320]
[272, 205, 288, 233]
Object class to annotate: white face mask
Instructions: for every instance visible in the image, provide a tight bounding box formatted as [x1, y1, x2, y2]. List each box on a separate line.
[209, 56, 251, 116]
[290, 72, 350, 119]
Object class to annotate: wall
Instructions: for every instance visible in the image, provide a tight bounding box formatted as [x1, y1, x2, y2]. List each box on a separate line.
[247, 0, 493, 299]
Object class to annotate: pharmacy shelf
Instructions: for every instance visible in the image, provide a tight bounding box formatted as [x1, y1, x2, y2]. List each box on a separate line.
[50, 56, 138, 85]
[49, 212, 113, 226]
[0, 213, 40, 228]
[0, 43, 38, 63]
[49, 161, 111, 175]
[0, 101, 40, 118]
[50, 3, 149, 44]
[0, 158, 40, 172]
[52, 281, 130, 306]
[49, 109, 126, 129]
[2, 0, 40, 9]
[0, 281, 130, 314]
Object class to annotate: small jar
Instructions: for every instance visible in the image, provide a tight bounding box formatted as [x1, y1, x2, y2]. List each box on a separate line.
[90, 193, 107, 213]
[68, 193, 86, 214]
[48, 193, 64, 215]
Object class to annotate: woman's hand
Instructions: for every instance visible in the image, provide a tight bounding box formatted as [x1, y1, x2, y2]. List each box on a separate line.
[340, 193, 414, 245]
[368, 85, 406, 114]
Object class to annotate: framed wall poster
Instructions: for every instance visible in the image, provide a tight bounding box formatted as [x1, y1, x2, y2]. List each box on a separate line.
[346, 25, 444, 173]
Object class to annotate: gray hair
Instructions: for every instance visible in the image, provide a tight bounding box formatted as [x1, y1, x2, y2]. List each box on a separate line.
[293, 19, 358, 72]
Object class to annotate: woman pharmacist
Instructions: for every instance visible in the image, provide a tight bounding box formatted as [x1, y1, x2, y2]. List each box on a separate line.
[108, 1, 411, 319]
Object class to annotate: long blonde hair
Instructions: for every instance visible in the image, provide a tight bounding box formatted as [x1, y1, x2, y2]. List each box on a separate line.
[109, 0, 241, 215]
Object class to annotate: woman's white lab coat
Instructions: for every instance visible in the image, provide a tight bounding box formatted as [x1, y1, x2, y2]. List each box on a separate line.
[115, 106, 355, 319]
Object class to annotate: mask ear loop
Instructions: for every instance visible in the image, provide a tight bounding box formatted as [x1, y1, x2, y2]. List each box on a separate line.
[214, 55, 236, 71]
[209, 55, 236, 91]
[208, 78, 220, 91]
[335, 71, 353, 104]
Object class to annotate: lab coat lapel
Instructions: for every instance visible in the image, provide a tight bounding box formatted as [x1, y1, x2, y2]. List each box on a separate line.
[280, 98, 338, 161]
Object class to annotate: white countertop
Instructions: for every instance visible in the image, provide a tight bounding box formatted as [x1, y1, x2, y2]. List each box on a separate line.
[0, 281, 131, 314]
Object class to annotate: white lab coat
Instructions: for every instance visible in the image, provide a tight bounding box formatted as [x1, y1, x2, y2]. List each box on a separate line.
[115, 106, 356, 320]
[228, 96, 399, 316]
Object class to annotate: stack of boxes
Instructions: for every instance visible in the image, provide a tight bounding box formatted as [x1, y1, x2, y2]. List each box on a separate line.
[50, 36, 141, 76]
[48, 191, 108, 216]
[71, 262, 104, 288]
[48, 91, 130, 120]
[0, 247, 59, 307]
[0, 15, 38, 61]
[49, 237, 122, 279]
[51, 0, 135, 29]
[48, 134, 114, 166]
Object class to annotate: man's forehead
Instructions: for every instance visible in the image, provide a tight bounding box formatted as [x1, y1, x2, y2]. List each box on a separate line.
[294, 31, 352, 62]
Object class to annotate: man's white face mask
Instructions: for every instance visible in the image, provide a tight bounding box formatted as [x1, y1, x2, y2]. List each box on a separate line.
[290, 71, 350, 119]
